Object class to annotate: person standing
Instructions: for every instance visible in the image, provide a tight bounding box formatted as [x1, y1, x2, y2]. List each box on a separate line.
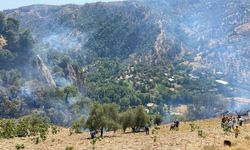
[239, 117, 244, 126]
[234, 126, 240, 138]
[145, 124, 149, 135]
[232, 117, 237, 129]
[227, 119, 234, 132]
[175, 119, 180, 131]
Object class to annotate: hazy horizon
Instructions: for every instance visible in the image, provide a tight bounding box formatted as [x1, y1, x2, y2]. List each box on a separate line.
[0, 0, 122, 10]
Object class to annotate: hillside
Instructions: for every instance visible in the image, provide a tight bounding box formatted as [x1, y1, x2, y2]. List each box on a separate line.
[0, 0, 250, 126]
[1, 118, 250, 150]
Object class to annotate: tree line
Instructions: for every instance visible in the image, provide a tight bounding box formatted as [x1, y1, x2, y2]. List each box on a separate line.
[0, 103, 163, 139]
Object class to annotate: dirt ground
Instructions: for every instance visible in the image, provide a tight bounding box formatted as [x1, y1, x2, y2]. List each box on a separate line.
[1, 118, 250, 150]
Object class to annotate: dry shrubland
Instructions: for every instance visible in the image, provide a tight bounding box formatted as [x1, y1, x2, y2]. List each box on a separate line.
[1, 118, 250, 150]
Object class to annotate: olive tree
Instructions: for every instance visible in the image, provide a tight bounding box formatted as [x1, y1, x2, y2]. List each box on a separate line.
[120, 106, 151, 132]
[85, 103, 120, 137]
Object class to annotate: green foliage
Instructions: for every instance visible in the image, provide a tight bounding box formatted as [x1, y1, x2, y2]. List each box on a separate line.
[198, 130, 207, 138]
[0, 49, 14, 60]
[83, 5, 159, 59]
[70, 116, 85, 134]
[0, 6, 231, 128]
[0, 69, 22, 86]
[64, 85, 79, 103]
[32, 136, 40, 144]
[0, 119, 16, 138]
[65, 146, 74, 150]
[0, 13, 34, 69]
[15, 144, 25, 150]
[51, 126, 60, 134]
[189, 122, 200, 132]
[154, 114, 163, 125]
[16, 114, 49, 137]
[151, 127, 160, 143]
[85, 103, 120, 137]
[119, 108, 135, 132]
[0, 114, 49, 139]
[119, 106, 150, 132]
[90, 138, 97, 150]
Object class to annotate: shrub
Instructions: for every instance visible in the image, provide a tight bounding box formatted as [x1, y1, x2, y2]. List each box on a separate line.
[51, 126, 60, 134]
[65, 146, 74, 150]
[0, 114, 50, 140]
[70, 116, 85, 134]
[189, 122, 199, 132]
[151, 128, 159, 143]
[153, 114, 163, 125]
[198, 130, 206, 138]
[32, 136, 40, 144]
[90, 138, 97, 150]
[0, 119, 16, 138]
[16, 114, 49, 137]
[15, 144, 25, 150]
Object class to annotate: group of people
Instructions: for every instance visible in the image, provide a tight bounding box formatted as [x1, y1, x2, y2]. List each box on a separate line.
[170, 119, 180, 131]
[221, 115, 244, 138]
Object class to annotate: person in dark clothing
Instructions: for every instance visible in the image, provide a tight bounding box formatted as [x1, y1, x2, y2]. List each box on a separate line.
[221, 115, 226, 128]
[239, 117, 244, 126]
[90, 131, 98, 139]
[145, 124, 149, 135]
[170, 122, 176, 130]
[175, 119, 180, 130]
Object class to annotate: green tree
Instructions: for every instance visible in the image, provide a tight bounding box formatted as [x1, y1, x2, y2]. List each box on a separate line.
[64, 85, 78, 104]
[119, 106, 150, 132]
[119, 108, 135, 132]
[85, 103, 120, 137]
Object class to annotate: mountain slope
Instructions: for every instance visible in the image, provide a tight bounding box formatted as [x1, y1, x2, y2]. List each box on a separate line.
[1, 1, 250, 125]
[136, 0, 250, 86]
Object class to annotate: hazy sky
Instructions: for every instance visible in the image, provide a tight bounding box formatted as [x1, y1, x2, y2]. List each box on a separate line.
[0, 0, 120, 10]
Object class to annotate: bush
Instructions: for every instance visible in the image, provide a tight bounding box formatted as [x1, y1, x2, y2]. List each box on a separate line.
[153, 114, 163, 125]
[71, 117, 84, 134]
[151, 128, 159, 143]
[189, 122, 199, 132]
[32, 136, 40, 144]
[51, 126, 60, 134]
[15, 144, 25, 150]
[198, 130, 206, 138]
[90, 138, 97, 150]
[65, 146, 74, 150]
[16, 114, 49, 137]
[0, 114, 50, 139]
[0, 119, 16, 138]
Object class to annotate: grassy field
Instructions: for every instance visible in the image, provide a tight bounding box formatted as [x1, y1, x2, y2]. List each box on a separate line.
[1, 118, 250, 150]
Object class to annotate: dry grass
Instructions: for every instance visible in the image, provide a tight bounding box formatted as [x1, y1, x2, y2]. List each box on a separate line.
[1, 118, 250, 150]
